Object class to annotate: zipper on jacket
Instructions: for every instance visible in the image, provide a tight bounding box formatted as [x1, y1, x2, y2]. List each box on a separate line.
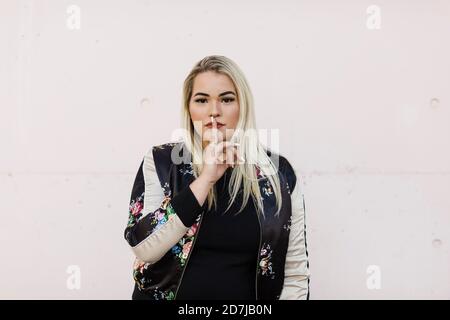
[174, 211, 205, 299]
[254, 208, 263, 300]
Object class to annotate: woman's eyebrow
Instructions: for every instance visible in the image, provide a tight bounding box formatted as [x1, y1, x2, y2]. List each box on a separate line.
[193, 92, 209, 97]
[193, 91, 236, 97]
[219, 91, 236, 97]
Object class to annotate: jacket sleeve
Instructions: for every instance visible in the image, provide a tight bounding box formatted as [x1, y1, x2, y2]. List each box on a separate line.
[279, 173, 311, 300]
[124, 148, 204, 264]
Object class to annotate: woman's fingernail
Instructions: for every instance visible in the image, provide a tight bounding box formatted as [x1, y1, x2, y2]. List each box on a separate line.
[234, 142, 240, 146]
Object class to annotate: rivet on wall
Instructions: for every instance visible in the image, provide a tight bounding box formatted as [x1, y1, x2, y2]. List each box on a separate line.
[140, 97, 151, 108]
[432, 239, 442, 248]
[430, 98, 440, 110]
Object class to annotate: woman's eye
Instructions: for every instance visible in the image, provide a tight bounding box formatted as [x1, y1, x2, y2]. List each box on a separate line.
[194, 97, 234, 104]
[222, 97, 235, 104]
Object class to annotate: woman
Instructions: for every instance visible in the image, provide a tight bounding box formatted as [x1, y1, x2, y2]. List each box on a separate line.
[124, 55, 310, 300]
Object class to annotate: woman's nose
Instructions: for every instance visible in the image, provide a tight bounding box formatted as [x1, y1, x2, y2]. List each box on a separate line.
[209, 99, 221, 116]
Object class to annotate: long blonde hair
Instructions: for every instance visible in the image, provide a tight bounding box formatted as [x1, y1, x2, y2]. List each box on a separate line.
[180, 55, 282, 217]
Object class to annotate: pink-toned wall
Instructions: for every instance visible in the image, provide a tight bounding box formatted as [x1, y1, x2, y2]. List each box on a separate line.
[0, 0, 449, 299]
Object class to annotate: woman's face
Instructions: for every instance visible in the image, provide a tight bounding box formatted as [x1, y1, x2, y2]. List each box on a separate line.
[189, 71, 240, 148]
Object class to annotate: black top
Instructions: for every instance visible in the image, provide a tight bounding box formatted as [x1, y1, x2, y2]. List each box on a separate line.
[173, 167, 261, 300]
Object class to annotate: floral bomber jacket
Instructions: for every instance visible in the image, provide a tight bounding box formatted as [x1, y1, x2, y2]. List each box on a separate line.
[124, 141, 310, 300]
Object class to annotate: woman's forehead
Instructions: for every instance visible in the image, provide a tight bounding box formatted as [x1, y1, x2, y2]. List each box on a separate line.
[193, 71, 236, 94]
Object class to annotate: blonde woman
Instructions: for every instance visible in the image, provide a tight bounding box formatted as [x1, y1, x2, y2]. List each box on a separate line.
[124, 55, 310, 300]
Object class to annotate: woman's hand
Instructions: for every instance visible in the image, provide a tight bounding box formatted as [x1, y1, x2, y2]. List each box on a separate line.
[189, 125, 243, 207]
[200, 139, 241, 184]
[201, 121, 244, 184]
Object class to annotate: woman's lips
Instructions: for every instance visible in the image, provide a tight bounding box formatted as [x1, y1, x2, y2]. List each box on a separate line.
[205, 123, 224, 128]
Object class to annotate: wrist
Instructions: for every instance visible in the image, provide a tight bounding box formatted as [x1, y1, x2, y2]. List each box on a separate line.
[197, 173, 215, 187]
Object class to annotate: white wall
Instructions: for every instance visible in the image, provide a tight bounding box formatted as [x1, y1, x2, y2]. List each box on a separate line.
[0, 0, 449, 299]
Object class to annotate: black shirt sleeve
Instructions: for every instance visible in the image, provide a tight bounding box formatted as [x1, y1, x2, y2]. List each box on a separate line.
[171, 184, 206, 228]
